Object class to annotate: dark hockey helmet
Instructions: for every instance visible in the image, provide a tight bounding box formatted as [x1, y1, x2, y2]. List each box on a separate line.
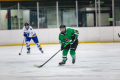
[60, 25, 66, 29]
[24, 22, 29, 30]
[24, 22, 29, 26]
[60, 25, 66, 34]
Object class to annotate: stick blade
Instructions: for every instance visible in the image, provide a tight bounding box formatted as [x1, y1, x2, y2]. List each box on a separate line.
[33, 64, 43, 68]
[33, 64, 40, 68]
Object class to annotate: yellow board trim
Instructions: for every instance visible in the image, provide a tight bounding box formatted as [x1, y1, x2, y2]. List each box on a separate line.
[79, 41, 120, 43]
[1, 41, 120, 47]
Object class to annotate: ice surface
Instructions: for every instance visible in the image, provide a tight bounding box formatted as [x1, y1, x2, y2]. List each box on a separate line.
[0, 43, 120, 80]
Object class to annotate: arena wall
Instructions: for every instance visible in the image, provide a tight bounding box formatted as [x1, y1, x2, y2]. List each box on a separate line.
[0, 27, 120, 46]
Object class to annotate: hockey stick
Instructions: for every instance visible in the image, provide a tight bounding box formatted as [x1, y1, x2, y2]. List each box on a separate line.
[19, 38, 25, 55]
[33, 41, 71, 68]
[118, 33, 120, 37]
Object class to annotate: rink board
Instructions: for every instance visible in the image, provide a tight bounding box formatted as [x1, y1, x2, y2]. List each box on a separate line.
[0, 27, 120, 46]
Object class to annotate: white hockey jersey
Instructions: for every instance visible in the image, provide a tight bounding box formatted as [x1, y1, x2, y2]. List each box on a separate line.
[23, 26, 36, 38]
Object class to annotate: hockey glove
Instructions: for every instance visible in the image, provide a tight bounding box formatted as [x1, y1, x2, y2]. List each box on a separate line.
[24, 33, 29, 37]
[118, 33, 120, 37]
[24, 33, 27, 37]
[71, 33, 76, 41]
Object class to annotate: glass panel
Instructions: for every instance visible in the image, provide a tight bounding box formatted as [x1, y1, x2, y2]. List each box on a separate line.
[0, 1, 18, 30]
[19, 1, 37, 29]
[99, 0, 112, 26]
[11, 5, 19, 29]
[59, 1, 77, 27]
[0, 9, 7, 30]
[78, 0, 113, 27]
[39, 2, 56, 28]
[78, 1, 94, 27]
[115, 0, 120, 26]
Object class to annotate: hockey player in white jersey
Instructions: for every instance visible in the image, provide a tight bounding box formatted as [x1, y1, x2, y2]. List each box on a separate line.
[23, 22, 43, 54]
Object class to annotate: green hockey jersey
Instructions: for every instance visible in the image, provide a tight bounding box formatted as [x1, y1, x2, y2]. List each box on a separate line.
[59, 27, 79, 44]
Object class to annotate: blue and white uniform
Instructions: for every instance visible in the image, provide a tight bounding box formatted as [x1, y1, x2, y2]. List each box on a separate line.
[23, 26, 42, 51]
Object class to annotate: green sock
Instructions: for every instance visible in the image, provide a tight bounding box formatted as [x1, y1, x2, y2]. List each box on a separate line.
[70, 50, 76, 59]
[62, 49, 69, 62]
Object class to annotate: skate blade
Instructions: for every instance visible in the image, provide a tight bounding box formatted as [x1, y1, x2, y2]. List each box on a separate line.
[58, 64, 65, 66]
[27, 53, 30, 55]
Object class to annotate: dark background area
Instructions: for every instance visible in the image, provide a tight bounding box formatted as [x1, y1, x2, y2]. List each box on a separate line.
[0, 0, 120, 8]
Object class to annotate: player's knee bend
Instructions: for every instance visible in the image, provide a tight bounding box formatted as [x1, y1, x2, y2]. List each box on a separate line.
[36, 43, 40, 46]
[33, 36, 39, 43]
[26, 42, 30, 47]
[70, 48, 76, 51]
[63, 49, 69, 56]
[70, 50, 75, 53]
[36, 43, 41, 47]
[34, 40, 39, 44]
[70, 50, 75, 55]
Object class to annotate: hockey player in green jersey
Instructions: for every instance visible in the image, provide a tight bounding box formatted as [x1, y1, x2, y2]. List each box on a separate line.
[59, 25, 79, 65]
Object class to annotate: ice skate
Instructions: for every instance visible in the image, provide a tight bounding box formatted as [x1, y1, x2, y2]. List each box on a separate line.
[59, 61, 66, 66]
[40, 49, 44, 53]
[27, 50, 30, 54]
[72, 58, 75, 64]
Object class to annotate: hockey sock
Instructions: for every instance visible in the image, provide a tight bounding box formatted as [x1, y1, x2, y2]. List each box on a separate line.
[70, 50, 76, 59]
[26, 42, 30, 50]
[36, 43, 42, 50]
[62, 49, 69, 62]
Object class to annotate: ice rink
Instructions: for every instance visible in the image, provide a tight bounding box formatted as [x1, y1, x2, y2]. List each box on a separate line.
[0, 43, 120, 80]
